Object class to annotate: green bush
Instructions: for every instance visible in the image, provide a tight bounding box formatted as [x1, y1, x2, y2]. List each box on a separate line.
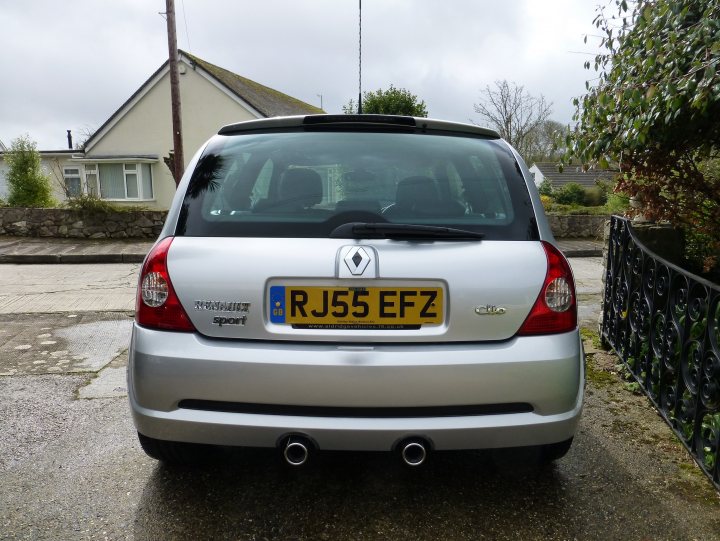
[595, 179, 614, 197]
[690, 158, 720, 275]
[5, 135, 54, 207]
[554, 182, 586, 205]
[64, 194, 118, 213]
[583, 186, 607, 206]
[544, 194, 628, 216]
[538, 178, 554, 197]
[684, 229, 718, 277]
[605, 193, 630, 215]
[63, 194, 149, 214]
[540, 178, 612, 207]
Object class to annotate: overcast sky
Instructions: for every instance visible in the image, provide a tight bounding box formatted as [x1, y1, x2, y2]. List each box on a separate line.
[0, 0, 603, 150]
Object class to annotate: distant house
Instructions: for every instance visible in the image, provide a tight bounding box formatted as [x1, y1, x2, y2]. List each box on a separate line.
[0, 50, 323, 208]
[529, 162, 619, 189]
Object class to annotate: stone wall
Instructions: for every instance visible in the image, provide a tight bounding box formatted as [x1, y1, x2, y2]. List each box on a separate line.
[0, 208, 167, 239]
[546, 214, 608, 239]
[629, 222, 685, 264]
[0, 207, 609, 240]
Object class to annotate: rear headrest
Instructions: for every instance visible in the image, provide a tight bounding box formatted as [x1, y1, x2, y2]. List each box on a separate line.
[395, 176, 438, 210]
[280, 168, 323, 207]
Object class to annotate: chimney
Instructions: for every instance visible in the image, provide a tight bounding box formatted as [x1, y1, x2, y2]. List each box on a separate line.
[67, 130, 73, 149]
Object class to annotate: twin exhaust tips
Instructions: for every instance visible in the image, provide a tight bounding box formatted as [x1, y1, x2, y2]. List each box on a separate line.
[280, 435, 429, 467]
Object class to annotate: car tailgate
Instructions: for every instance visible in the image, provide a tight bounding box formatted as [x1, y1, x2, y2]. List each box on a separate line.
[167, 237, 548, 343]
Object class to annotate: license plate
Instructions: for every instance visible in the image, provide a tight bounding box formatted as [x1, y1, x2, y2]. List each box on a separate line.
[269, 286, 443, 329]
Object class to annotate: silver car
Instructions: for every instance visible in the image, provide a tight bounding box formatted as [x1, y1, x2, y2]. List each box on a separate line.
[129, 115, 584, 466]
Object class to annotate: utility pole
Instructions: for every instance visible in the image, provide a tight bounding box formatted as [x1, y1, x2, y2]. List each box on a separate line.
[165, 0, 184, 185]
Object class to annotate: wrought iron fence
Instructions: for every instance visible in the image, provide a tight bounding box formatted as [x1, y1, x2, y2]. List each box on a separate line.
[602, 216, 720, 490]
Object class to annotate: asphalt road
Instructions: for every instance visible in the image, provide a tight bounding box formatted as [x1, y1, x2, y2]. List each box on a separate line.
[1, 262, 718, 541]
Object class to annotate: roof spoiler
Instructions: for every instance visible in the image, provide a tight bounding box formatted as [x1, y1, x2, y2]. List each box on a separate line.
[218, 115, 500, 138]
[303, 114, 416, 127]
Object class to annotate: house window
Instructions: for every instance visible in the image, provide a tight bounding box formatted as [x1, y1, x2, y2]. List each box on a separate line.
[141, 163, 153, 199]
[99, 164, 125, 198]
[63, 167, 82, 197]
[84, 164, 99, 196]
[124, 164, 139, 198]
[84, 162, 154, 200]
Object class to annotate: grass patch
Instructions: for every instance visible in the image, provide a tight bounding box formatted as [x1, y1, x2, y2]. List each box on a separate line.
[670, 468, 720, 506]
[586, 360, 616, 387]
[583, 329, 619, 388]
[678, 462, 697, 472]
[580, 328, 603, 350]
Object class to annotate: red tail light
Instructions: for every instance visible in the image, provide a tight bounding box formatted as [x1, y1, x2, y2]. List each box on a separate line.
[517, 241, 577, 336]
[136, 237, 196, 332]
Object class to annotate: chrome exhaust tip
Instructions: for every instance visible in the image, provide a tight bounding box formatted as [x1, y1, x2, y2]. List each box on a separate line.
[283, 436, 311, 466]
[400, 439, 428, 466]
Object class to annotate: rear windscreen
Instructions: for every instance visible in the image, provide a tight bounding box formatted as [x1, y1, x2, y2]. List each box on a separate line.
[175, 129, 538, 240]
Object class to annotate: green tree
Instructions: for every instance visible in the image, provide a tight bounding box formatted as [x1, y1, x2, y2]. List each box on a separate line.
[343, 85, 428, 116]
[567, 0, 720, 266]
[5, 135, 54, 207]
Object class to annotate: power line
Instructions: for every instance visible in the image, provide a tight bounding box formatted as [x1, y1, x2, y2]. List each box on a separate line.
[358, 0, 362, 114]
[180, 0, 191, 52]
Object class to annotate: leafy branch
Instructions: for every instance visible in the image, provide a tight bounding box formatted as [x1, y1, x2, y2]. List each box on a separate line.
[567, 0, 720, 272]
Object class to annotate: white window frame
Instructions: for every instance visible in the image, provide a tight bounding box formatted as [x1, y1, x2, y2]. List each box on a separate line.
[123, 163, 139, 199]
[62, 166, 83, 197]
[81, 162, 154, 201]
[83, 164, 99, 196]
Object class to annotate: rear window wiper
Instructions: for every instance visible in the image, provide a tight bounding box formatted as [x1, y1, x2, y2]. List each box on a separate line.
[329, 222, 484, 240]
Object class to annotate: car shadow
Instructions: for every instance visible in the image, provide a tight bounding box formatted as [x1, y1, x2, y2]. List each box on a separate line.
[132, 446, 567, 540]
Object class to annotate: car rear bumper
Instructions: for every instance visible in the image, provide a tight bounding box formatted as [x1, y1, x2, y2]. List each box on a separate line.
[128, 324, 584, 451]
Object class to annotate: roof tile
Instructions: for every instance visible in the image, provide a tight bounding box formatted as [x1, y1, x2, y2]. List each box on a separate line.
[183, 51, 324, 117]
[532, 162, 619, 187]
